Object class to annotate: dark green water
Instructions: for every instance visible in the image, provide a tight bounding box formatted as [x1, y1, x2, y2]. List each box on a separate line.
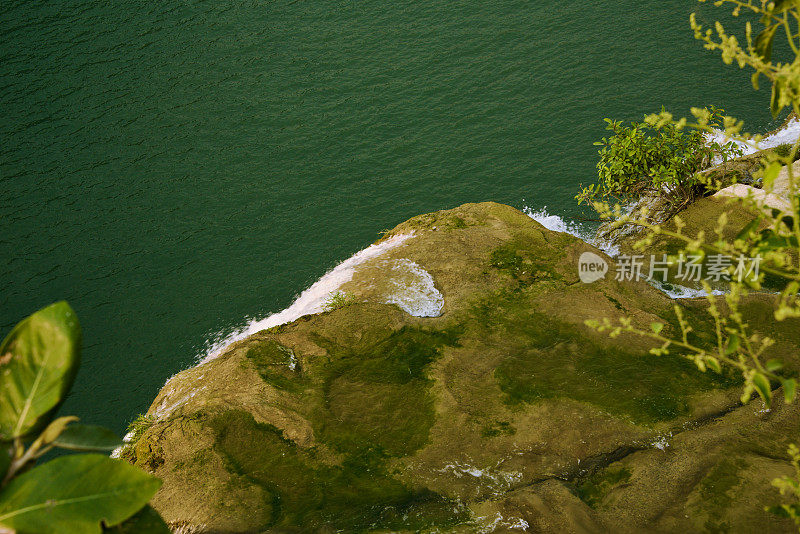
[0, 1, 783, 433]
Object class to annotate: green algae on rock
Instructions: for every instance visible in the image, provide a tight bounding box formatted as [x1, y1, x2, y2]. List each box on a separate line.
[123, 202, 800, 533]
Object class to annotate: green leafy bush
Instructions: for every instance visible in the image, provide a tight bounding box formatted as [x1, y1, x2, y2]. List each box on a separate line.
[577, 107, 742, 212]
[0, 302, 169, 533]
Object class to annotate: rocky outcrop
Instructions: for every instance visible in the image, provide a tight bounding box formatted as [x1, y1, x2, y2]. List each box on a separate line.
[597, 163, 796, 294]
[714, 184, 792, 213]
[768, 159, 800, 200]
[124, 202, 800, 533]
[609, 183, 786, 256]
[699, 150, 772, 189]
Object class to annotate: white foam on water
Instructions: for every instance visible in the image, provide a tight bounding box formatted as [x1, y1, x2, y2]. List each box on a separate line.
[382, 259, 444, 317]
[522, 205, 619, 255]
[522, 205, 737, 299]
[523, 205, 591, 239]
[706, 117, 800, 157]
[196, 232, 414, 364]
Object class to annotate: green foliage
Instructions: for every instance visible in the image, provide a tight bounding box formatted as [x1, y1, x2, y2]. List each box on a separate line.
[0, 454, 161, 534]
[323, 290, 358, 312]
[54, 424, 125, 452]
[691, 1, 800, 118]
[0, 301, 81, 440]
[584, 1, 800, 528]
[768, 444, 800, 528]
[771, 143, 800, 161]
[0, 303, 165, 533]
[577, 108, 741, 210]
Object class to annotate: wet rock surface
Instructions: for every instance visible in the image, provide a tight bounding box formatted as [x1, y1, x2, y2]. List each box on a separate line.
[124, 202, 800, 533]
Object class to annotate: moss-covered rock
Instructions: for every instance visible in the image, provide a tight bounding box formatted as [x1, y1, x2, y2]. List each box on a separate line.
[127, 202, 800, 533]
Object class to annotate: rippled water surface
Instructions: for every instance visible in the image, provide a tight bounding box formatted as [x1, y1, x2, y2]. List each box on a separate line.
[0, 1, 783, 432]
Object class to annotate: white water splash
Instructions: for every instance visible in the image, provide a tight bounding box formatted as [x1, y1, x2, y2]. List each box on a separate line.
[706, 116, 800, 157]
[522, 206, 735, 299]
[197, 233, 414, 364]
[523, 205, 619, 255]
[523, 205, 593, 240]
[382, 259, 444, 317]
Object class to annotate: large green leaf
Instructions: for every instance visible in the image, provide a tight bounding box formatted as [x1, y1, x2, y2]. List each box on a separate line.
[0, 454, 161, 534]
[0, 302, 81, 440]
[755, 24, 778, 62]
[771, 79, 784, 118]
[53, 424, 124, 452]
[752, 372, 773, 406]
[783, 378, 797, 404]
[31, 416, 79, 449]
